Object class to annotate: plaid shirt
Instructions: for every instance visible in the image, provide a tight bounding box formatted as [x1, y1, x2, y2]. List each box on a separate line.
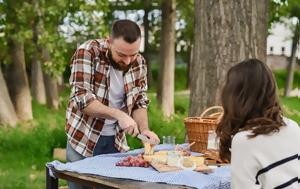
[65, 39, 149, 157]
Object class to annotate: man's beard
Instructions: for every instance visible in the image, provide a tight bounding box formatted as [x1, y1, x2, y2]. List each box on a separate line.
[108, 50, 132, 72]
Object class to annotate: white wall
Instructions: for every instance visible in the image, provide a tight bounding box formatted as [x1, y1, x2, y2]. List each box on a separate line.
[267, 21, 300, 58]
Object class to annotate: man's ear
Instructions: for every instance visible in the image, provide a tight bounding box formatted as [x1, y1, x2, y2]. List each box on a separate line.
[107, 37, 113, 44]
[107, 37, 113, 48]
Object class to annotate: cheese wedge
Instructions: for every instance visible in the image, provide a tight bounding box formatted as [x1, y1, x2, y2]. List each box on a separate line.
[143, 154, 168, 164]
[187, 156, 205, 166]
[154, 150, 169, 155]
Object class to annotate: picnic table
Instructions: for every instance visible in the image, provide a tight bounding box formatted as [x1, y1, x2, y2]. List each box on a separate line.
[46, 144, 230, 189]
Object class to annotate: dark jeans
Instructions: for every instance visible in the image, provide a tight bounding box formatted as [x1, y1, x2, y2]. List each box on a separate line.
[66, 136, 119, 189]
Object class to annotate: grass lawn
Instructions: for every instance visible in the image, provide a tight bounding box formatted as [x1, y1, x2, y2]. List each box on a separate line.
[0, 67, 299, 189]
[281, 97, 300, 123]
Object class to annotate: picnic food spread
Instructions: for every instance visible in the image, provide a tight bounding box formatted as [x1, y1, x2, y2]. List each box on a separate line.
[116, 142, 228, 173]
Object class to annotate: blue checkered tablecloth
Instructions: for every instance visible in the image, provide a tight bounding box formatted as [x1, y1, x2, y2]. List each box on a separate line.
[47, 144, 230, 189]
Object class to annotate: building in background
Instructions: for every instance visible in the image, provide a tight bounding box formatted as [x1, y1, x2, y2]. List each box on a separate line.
[267, 22, 300, 71]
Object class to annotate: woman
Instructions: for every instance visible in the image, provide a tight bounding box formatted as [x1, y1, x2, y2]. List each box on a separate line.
[216, 59, 300, 189]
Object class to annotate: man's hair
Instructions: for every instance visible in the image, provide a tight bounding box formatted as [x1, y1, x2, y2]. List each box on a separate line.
[111, 19, 141, 43]
[216, 58, 284, 162]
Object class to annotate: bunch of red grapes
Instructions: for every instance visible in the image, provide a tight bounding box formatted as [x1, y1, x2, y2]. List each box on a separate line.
[116, 154, 150, 167]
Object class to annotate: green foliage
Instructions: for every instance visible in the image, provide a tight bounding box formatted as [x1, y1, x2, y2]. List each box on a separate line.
[176, 0, 194, 62]
[273, 70, 300, 89]
[149, 63, 188, 93]
[0, 100, 67, 163]
[269, 0, 287, 29]
[0, 99, 67, 188]
[281, 97, 300, 123]
[0, 0, 111, 77]
[269, 0, 300, 37]
[108, 0, 194, 59]
[62, 0, 110, 40]
[38, 0, 110, 76]
[1, 0, 34, 42]
[149, 65, 300, 95]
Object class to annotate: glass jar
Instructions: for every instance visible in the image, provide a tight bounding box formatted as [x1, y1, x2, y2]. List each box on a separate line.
[163, 136, 176, 145]
[207, 130, 218, 150]
[167, 151, 182, 166]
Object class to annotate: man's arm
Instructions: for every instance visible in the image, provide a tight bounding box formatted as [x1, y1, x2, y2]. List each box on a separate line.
[83, 100, 123, 120]
[129, 57, 160, 143]
[132, 108, 160, 144]
[83, 100, 139, 136]
[132, 108, 149, 133]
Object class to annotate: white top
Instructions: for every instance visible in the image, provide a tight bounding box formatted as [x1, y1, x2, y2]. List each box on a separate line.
[101, 66, 125, 136]
[231, 117, 300, 189]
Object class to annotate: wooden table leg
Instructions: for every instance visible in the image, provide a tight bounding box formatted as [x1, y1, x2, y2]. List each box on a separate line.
[46, 166, 58, 189]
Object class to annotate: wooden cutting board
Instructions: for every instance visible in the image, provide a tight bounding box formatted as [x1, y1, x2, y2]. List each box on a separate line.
[150, 162, 182, 173]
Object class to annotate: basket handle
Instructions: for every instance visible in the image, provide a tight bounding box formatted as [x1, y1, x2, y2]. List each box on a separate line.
[199, 106, 223, 118]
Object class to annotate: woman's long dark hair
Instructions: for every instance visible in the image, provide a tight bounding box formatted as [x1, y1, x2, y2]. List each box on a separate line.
[216, 59, 285, 162]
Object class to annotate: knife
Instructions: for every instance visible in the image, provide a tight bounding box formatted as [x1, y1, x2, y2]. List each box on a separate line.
[137, 134, 157, 145]
[115, 122, 158, 145]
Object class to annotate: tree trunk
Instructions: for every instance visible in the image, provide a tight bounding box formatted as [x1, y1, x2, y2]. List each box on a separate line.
[0, 66, 18, 127]
[187, 45, 194, 89]
[31, 0, 58, 107]
[42, 49, 59, 110]
[143, 0, 153, 88]
[31, 57, 46, 104]
[189, 0, 268, 117]
[7, 38, 33, 121]
[284, 21, 299, 97]
[157, 0, 176, 118]
[31, 0, 46, 104]
[57, 75, 66, 93]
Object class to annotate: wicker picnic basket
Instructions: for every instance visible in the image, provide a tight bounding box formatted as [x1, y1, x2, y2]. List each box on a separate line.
[184, 106, 223, 152]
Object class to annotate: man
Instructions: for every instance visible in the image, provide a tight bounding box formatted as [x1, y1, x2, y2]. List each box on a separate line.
[65, 19, 160, 189]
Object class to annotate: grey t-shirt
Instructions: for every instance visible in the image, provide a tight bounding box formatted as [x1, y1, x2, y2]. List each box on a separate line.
[101, 66, 125, 136]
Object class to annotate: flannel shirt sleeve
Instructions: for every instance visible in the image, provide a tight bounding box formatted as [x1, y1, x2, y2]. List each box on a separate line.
[69, 48, 97, 111]
[132, 60, 150, 111]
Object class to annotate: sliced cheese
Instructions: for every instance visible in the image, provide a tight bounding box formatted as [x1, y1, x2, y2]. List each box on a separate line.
[155, 150, 184, 156]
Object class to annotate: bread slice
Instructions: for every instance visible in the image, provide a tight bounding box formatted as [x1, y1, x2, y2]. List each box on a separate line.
[144, 142, 154, 155]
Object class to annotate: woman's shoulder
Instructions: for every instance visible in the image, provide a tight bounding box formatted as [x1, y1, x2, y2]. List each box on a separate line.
[232, 130, 253, 148]
[232, 117, 300, 148]
[283, 117, 299, 128]
[281, 117, 300, 138]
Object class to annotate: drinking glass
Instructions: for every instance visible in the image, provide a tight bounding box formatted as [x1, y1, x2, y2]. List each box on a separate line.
[163, 136, 176, 145]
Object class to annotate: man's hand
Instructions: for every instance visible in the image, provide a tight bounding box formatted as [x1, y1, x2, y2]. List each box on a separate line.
[118, 112, 139, 137]
[141, 130, 160, 145]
